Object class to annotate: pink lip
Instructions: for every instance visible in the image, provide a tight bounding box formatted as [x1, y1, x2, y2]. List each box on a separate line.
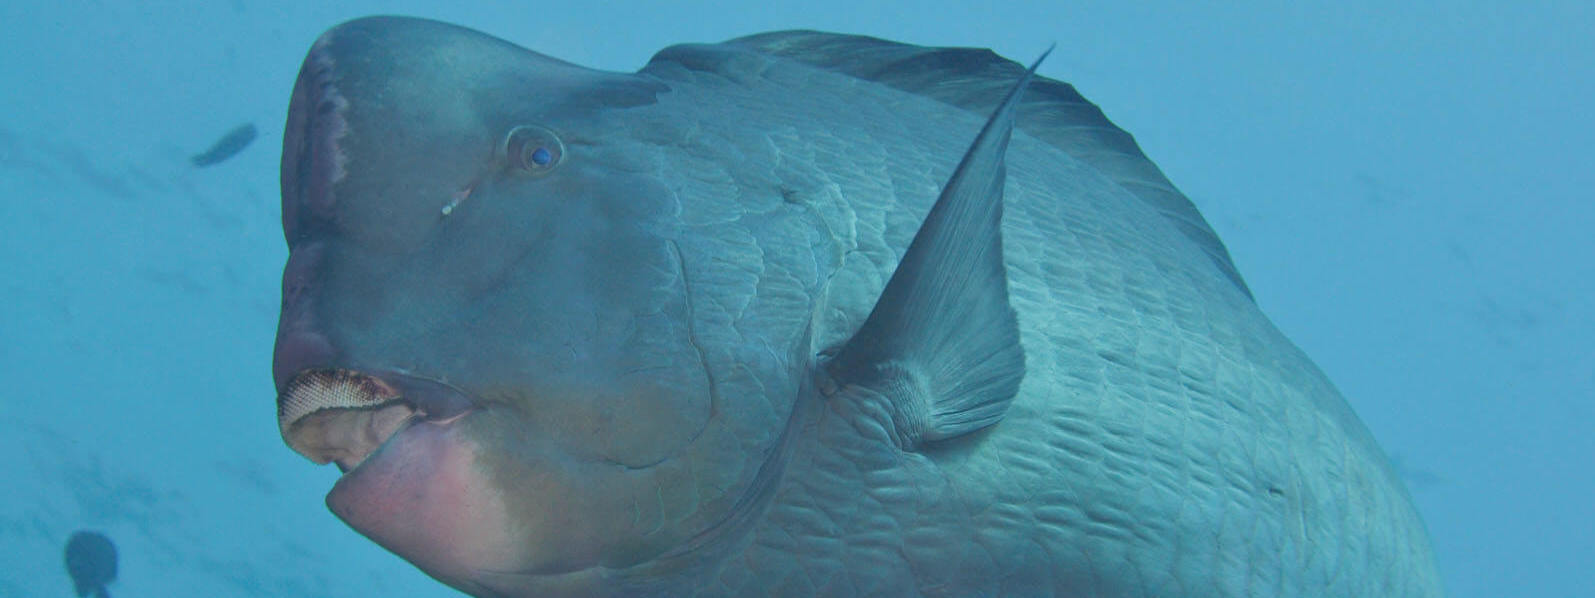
[327, 410, 472, 509]
[326, 410, 510, 586]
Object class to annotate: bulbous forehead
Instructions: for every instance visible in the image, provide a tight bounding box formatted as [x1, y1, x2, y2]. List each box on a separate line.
[273, 16, 810, 594]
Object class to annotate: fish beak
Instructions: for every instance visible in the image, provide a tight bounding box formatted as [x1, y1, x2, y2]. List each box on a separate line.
[277, 368, 476, 472]
[278, 369, 415, 471]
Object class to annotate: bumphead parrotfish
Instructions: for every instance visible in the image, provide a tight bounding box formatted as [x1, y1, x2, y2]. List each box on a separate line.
[63, 530, 116, 598]
[271, 16, 1444, 597]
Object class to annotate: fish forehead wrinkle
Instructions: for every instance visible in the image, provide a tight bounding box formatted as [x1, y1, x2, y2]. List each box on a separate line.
[275, 16, 1443, 598]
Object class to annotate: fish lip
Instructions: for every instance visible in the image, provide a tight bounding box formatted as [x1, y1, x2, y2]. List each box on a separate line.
[277, 367, 479, 470]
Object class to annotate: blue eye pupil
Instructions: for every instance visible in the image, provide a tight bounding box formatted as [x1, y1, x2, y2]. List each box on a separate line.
[503, 126, 562, 173]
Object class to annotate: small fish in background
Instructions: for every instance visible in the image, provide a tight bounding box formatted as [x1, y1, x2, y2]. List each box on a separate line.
[63, 530, 117, 598]
[190, 122, 257, 167]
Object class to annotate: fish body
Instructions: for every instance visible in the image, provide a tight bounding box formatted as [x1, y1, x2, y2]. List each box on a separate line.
[272, 17, 1443, 597]
[192, 122, 257, 167]
[63, 530, 116, 598]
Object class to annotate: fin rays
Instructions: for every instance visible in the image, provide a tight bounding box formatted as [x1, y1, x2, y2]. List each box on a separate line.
[824, 50, 1047, 450]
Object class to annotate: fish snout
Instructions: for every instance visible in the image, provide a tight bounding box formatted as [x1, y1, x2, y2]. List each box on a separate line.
[276, 357, 479, 471]
[273, 241, 334, 394]
[271, 225, 477, 470]
[277, 369, 410, 470]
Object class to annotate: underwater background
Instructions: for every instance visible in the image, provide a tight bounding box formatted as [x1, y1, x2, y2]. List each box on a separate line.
[2, 1, 1588, 596]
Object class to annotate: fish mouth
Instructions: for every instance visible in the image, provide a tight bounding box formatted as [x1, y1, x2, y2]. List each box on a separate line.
[278, 368, 475, 472]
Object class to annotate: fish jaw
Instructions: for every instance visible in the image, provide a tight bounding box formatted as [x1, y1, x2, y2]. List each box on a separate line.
[274, 366, 724, 596]
[274, 359, 538, 578]
[276, 369, 520, 584]
[324, 411, 527, 591]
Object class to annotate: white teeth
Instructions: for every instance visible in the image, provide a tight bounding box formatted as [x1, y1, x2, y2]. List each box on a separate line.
[278, 369, 414, 467]
[278, 369, 400, 438]
[279, 369, 397, 436]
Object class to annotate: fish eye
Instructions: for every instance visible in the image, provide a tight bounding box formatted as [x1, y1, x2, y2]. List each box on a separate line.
[503, 125, 564, 175]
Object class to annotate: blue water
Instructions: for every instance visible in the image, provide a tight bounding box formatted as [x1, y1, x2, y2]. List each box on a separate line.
[2, 2, 1589, 596]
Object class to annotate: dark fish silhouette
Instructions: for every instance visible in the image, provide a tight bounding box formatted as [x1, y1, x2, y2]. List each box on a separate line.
[63, 530, 116, 598]
[191, 123, 257, 167]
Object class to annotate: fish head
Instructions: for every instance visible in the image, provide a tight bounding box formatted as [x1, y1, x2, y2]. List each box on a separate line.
[274, 16, 798, 595]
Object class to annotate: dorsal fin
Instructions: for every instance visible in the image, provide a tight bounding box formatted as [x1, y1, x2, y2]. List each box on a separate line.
[725, 31, 1253, 300]
[821, 50, 1042, 451]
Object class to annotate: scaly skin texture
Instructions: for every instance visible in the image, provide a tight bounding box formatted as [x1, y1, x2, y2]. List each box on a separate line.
[275, 18, 1443, 597]
[622, 47, 1443, 597]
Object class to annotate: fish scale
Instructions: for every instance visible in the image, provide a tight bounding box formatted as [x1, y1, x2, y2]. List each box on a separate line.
[643, 33, 1440, 597]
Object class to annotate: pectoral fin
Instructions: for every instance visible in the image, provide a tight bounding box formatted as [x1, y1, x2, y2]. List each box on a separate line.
[824, 49, 1047, 450]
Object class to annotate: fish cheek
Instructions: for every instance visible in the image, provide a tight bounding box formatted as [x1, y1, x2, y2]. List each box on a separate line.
[582, 314, 713, 468]
[498, 169, 711, 468]
[464, 405, 690, 571]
